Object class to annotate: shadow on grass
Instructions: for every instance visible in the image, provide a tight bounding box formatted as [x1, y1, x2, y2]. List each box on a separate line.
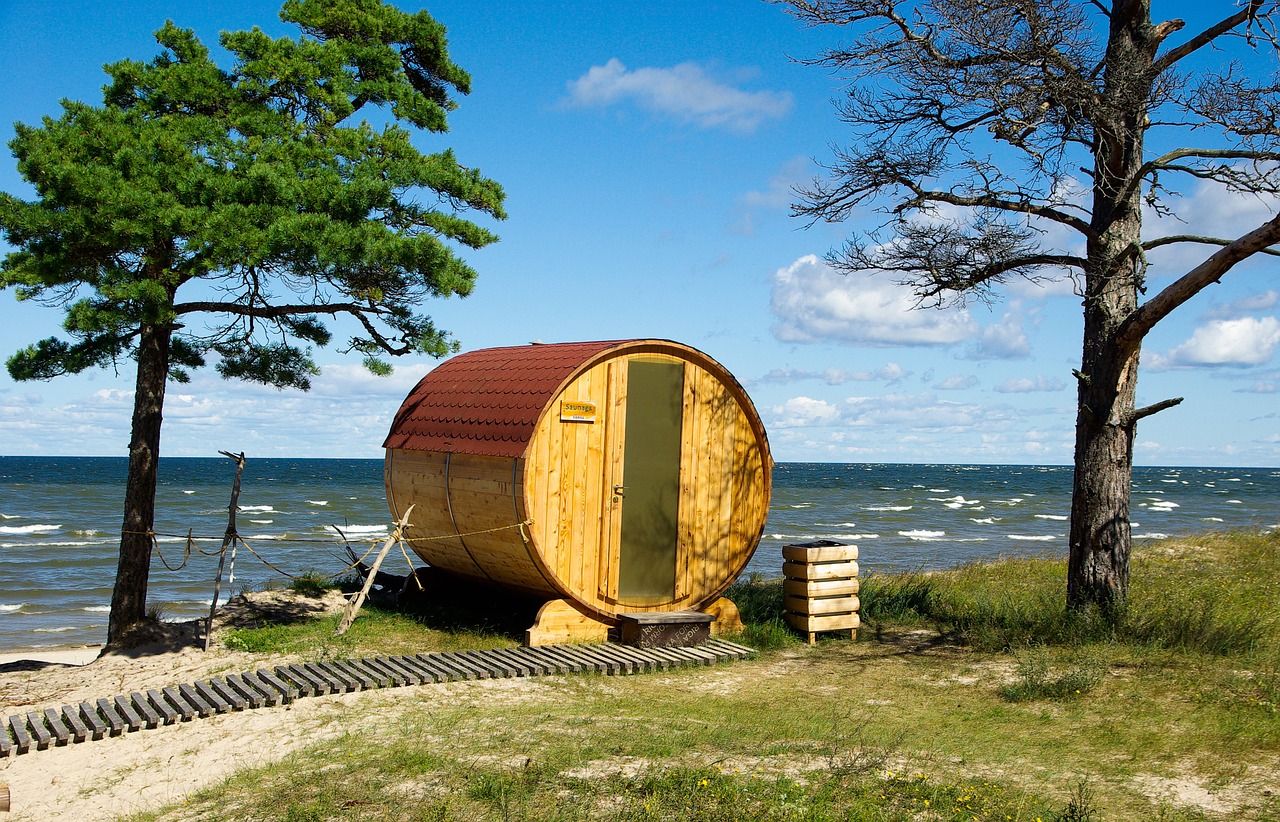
[374, 567, 545, 643]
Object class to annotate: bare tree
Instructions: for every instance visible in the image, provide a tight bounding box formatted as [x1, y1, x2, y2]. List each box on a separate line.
[783, 0, 1280, 611]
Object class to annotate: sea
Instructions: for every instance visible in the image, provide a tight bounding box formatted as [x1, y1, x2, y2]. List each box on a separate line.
[2, 457, 1278, 653]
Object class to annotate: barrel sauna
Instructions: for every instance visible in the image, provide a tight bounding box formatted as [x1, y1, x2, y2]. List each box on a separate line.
[383, 339, 772, 644]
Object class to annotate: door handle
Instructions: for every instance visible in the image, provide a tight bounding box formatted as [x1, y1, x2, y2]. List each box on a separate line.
[612, 485, 626, 497]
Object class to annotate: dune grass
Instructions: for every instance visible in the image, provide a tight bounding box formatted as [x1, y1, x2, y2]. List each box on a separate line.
[129, 530, 1280, 821]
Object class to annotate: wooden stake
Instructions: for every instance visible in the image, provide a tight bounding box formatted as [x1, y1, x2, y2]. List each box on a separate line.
[205, 451, 246, 652]
[336, 505, 413, 636]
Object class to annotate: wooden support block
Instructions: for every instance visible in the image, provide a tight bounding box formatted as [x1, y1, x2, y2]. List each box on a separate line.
[162, 687, 197, 721]
[60, 704, 90, 742]
[256, 668, 298, 703]
[784, 577, 859, 598]
[7, 716, 30, 755]
[225, 674, 266, 709]
[192, 681, 230, 714]
[96, 697, 129, 734]
[784, 594, 860, 615]
[526, 599, 611, 646]
[111, 695, 145, 730]
[130, 692, 163, 728]
[147, 689, 179, 725]
[785, 611, 859, 636]
[78, 702, 108, 738]
[42, 708, 71, 746]
[24, 713, 51, 750]
[701, 597, 745, 636]
[208, 678, 247, 710]
[782, 542, 859, 563]
[783, 559, 859, 581]
[415, 653, 468, 682]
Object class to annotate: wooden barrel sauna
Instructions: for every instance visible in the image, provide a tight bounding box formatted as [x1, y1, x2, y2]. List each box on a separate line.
[383, 339, 772, 642]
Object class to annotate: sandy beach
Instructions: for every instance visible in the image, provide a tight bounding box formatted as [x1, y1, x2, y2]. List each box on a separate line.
[0, 588, 410, 820]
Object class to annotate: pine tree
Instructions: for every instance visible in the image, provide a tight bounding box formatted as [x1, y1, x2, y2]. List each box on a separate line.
[0, 0, 506, 644]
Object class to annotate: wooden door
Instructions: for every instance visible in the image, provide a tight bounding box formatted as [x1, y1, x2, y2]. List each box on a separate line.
[608, 358, 685, 604]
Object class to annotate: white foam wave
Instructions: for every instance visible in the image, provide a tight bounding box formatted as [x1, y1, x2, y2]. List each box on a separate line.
[34, 626, 79, 633]
[0, 513, 19, 519]
[238, 505, 275, 513]
[307, 500, 329, 506]
[250, 519, 274, 524]
[1202, 517, 1224, 522]
[932, 495, 979, 506]
[1034, 515, 1068, 521]
[0, 524, 60, 535]
[899, 529, 945, 540]
[82, 605, 111, 612]
[183, 490, 196, 495]
[970, 517, 998, 525]
[333, 525, 390, 536]
[2, 539, 100, 549]
[865, 505, 913, 512]
[1228, 499, 1244, 504]
[0, 603, 24, 613]
[789, 503, 814, 509]
[1008, 535, 1057, 542]
[1135, 532, 1169, 540]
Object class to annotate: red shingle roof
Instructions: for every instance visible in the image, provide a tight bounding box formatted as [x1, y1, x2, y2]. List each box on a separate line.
[383, 340, 629, 458]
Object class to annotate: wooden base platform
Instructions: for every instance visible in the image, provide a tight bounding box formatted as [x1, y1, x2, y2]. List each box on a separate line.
[0, 638, 755, 758]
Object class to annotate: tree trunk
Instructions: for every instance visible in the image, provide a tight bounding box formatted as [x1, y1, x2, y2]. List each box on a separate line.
[1066, 0, 1155, 612]
[108, 322, 173, 645]
[1067, 334, 1139, 610]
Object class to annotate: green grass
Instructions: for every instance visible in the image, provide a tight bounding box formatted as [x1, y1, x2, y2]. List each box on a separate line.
[128, 530, 1280, 821]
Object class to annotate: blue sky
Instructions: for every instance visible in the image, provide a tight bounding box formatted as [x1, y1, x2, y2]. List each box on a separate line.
[0, 0, 1276, 466]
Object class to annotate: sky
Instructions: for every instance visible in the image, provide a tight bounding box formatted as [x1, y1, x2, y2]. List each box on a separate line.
[0, 0, 1276, 466]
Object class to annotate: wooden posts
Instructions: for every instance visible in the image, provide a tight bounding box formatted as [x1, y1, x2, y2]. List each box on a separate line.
[782, 540, 859, 644]
[205, 451, 246, 651]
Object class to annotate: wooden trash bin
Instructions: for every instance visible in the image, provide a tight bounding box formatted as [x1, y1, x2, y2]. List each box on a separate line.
[384, 339, 772, 645]
[782, 539, 859, 643]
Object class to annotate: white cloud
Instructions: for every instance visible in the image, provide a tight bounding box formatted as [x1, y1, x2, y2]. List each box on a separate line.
[564, 58, 793, 133]
[755, 362, 909, 386]
[1147, 176, 1280, 246]
[995, 375, 1068, 393]
[966, 308, 1032, 360]
[770, 255, 977, 346]
[1154, 316, 1280, 368]
[771, 396, 841, 427]
[823, 363, 910, 384]
[934, 374, 979, 390]
[1207, 290, 1279, 319]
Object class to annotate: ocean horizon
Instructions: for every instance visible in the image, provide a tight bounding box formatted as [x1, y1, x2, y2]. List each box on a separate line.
[2, 456, 1278, 652]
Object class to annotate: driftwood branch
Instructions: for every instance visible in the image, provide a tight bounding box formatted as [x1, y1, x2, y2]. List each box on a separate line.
[205, 451, 246, 652]
[336, 505, 414, 636]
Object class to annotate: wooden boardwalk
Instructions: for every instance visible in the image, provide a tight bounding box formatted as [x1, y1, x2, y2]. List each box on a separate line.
[0, 638, 755, 757]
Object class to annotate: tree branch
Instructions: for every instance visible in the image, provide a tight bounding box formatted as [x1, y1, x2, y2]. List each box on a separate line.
[1144, 234, 1280, 256]
[1122, 397, 1184, 426]
[1117, 212, 1280, 350]
[1153, 0, 1265, 73]
[173, 301, 377, 319]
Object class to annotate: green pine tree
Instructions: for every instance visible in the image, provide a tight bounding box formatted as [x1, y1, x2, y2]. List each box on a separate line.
[0, 0, 506, 645]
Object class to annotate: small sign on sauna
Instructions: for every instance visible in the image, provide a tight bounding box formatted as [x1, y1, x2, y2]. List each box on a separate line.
[560, 400, 598, 423]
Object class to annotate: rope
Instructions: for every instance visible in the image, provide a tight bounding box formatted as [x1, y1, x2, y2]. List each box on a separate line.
[127, 518, 535, 582]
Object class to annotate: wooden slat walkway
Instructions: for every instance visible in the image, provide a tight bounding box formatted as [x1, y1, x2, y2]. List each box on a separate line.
[0, 639, 754, 757]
